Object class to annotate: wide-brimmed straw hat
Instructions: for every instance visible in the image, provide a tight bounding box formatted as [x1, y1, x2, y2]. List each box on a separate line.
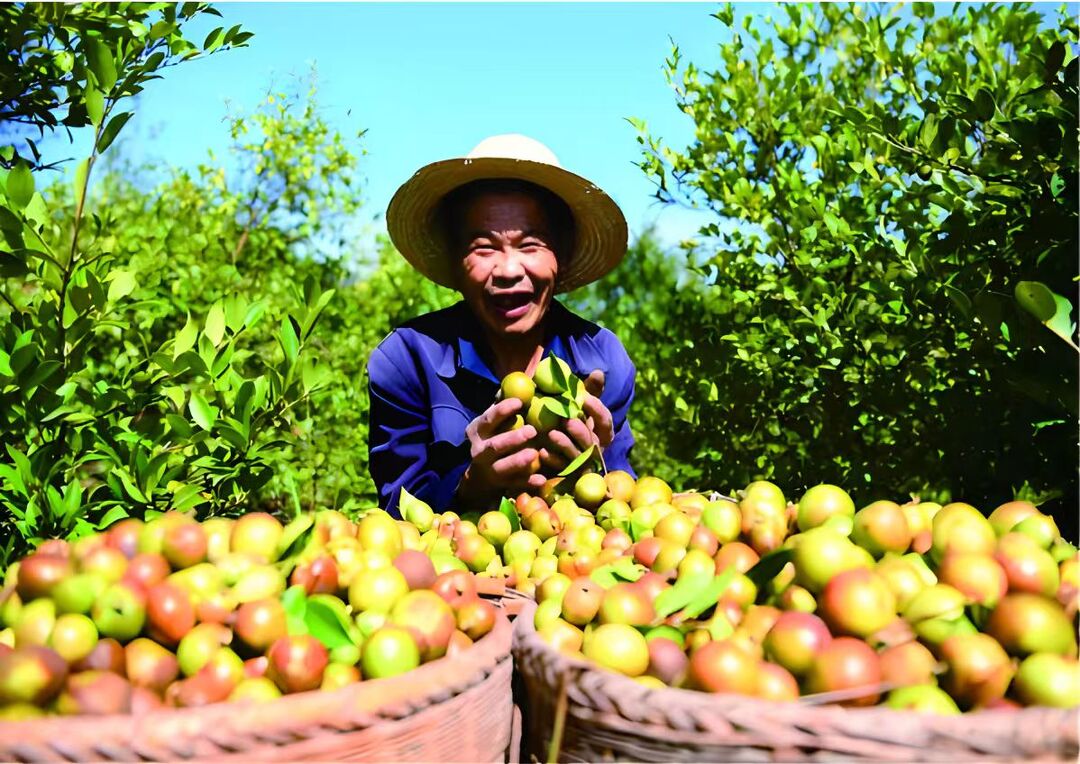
[386, 134, 628, 294]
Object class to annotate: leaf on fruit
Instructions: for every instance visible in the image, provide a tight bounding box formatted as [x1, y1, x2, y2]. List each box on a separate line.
[629, 512, 650, 543]
[590, 564, 619, 588]
[305, 594, 358, 649]
[707, 611, 734, 641]
[281, 585, 308, 636]
[654, 567, 714, 618]
[498, 496, 521, 533]
[558, 444, 596, 478]
[746, 548, 794, 590]
[682, 568, 737, 619]
[610, 557, 645, 582]
[276, 514, 315, 562]
[548, 354, 570, 391]
[543, 396, 573, 419]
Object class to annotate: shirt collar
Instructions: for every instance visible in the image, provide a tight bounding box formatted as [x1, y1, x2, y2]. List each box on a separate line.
[439, 300, 570, 384]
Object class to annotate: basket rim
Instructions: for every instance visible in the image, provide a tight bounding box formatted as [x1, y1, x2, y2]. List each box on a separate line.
[512, 600, 1080, 759]
[0, 607, 513, 758]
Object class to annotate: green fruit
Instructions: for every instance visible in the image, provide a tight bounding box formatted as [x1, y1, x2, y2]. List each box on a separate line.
[885, 685, 961, 714]
[792, 528, 866, 593]
[232, 565, 286, 603]
[503, 531, 542, 565]
[14, 597, 57, 647]
[797, 484, 855, 532]
[501, 371, 535, 405]
[533, 356, 572, 395]
[644, 625, 685, 648]
[902, 584, 968, 646]
[986, 593, 1077, 656]
[349, 566, 410, 614]
[533, 598, 563, 631]
[526, 396, 561, 432]
[584, 623, 650, 677]
[229, 676, 282, 703]
[0, 645, 68, 705]
[701, 500, 741, 543]
[52, 573, 107, 615]
[48, 613, 98, 663]
[1013, 653, 1080, 708]
[177, 623, 231, 677]
[574, 473, 608, 510]
[361, 626, 420, 679]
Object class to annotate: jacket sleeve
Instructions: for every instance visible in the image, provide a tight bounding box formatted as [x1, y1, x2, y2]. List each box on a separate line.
[596, 331, 637, 478]
[367, 335, 470, 518]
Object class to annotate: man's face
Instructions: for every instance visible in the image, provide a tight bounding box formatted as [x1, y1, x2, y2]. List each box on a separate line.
[452, 190, 561, 339]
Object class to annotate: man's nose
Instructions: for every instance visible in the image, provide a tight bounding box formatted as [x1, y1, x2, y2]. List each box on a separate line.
[492, 250, 527, 280]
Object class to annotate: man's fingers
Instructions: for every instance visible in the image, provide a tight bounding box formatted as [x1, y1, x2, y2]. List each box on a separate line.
[545, 428, 582, 460]
[475, 398, 523, 439]
[563, 417, 598, 452]
[491, 447, 540, 479]
[526, 473, 548, 491]
[477, 424, 537, 461]
[585, 369, 605, 398]
[581, 395, 614, 447]
[538, 446, 569, 474]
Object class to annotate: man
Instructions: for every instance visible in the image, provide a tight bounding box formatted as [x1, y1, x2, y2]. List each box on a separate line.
[369, 134, 636, 517]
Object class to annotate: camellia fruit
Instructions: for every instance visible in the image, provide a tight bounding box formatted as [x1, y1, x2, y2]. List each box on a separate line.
[985, 593, 1077, 656]
[851, 501, 911, 557]
[763, 611, 833, 677]
[796, 484, 855, 532]
[1012, 653, 1080, 708]
[361, 626, 421, 680]
[687, 639, 758, 695]
[804, 637, 882, 707]
[584, 623, 650, 677]
[267, 634, 328, 693]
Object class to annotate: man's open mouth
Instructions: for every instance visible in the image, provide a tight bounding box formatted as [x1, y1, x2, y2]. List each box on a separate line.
[488, 291, 534, 319]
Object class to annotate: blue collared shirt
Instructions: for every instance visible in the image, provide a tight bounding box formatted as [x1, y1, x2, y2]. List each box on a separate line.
[367, 299, 637, 517]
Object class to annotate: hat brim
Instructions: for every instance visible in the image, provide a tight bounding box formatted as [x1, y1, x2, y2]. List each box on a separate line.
[386, 157, 628, 294]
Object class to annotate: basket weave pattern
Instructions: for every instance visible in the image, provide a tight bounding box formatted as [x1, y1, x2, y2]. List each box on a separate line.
[0, 609, 513, 762]
[513, 601, 1080, 762]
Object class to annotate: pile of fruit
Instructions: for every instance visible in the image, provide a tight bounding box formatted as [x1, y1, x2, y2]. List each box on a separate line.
[0, 510, 499, 718]
[514, 476, 1079, 712]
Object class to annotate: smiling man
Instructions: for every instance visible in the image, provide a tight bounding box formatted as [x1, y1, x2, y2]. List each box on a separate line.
[368, 134, 637, 516]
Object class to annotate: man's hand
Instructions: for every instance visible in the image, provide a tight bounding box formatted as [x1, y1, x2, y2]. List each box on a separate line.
[457, 398, 545, 506]
[538, 370, 613, 474]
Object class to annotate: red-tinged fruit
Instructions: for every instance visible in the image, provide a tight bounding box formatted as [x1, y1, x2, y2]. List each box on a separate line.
[234, 598, 287, 653]
[73, 637, 126, 675]
[756, 661, 799, 702]
[687, 640, 758, 695]
[146, 582, 196, 645]
[16, 554, 73, 600]
[561, 578, 604, 626]
[125, 637, 179, 694]
[879, 640, 939, 687]
[290, 555, 340, 595]
[456, 598, 497, 641]
[48, 613, 98, 663]
[267, 635, 328, 693]
[851, 501, 912, 557]
[361, 626, 421, 679]
[389, 589, 456, 661]
[763, 612, 832, 677]
[393, 549, 437, 590]
[123, 553, 170, 590]
[177, 622, 232, 677]
[162, 522, 208, 570]
[805, 637, 882, 707]
[79, 546, 128, 584]
[937, 553, 1008, 606]
[986, 593, 1077, 656]
[988, 500, 1039, 537]
[431, 569, 478, 608]
[930, 503, 995, 563]
[713, 542, 759, 575]
[229, 676, 282, 703]
[598, 582, 655, 627]
[939, 633, 1014, 709]
[55, 670, 132, 715]
[995, 533, 1060, 597]
[0, 646, 67, 705]
[646, 637, 688, 686]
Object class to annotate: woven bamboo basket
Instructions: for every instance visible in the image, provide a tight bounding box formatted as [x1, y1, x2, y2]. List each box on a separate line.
[513, 601, 1079, 763]
[0, 607, 513, 762]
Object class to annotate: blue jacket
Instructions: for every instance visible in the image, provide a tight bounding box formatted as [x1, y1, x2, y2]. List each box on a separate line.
[367, 299, 636, 517]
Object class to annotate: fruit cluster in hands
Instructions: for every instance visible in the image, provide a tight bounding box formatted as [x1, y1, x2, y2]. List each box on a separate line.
[498, 356, 590, 437]
[0, 509, 499, 719]
[506, 474, 1079, 712]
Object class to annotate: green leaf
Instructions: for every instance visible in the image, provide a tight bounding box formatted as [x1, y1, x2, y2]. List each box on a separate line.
[96, 506, 128, 530]
[1045, 40, 1066, 76]
[707, 611, 734, 640]
[107, 270, 136, 302]
[1045, 292, 1076, 345]
[188, 392, 218, 431]
[281, 585, 308, 635]
[6, 161, 33, 209]
[654, 566, 714, 618]
[590, 564, 619, 588]
[542, 396, 573, 418]
[973, 88, 995, 121]
[173, 314, 198, 358]
[1014, 281, 1057, 322]
[204, 302, 226, 346]
[279, 316, 299, 364]
[499, 496, 521, 533]
[304, 594, 358, 650]
[558, 445, 596, 478]
[746, 548, 794, 590]
[683, 568, 737, 619]
[96, 112, 133, 153]
[85, 38, 117, 90]
[609, 557, 645, 582]
[1050, 173, 1065, 198]
[84, 87, 104, 126]
[276, 514, 315, 561]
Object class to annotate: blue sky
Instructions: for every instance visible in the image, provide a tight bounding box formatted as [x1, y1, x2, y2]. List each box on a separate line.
[73, 3, 758, 250]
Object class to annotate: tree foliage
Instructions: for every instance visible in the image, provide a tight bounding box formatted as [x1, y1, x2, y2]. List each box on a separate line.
[627, 3, 1078, 534]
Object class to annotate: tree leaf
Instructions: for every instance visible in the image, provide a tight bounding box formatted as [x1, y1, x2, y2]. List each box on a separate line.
[173, 313, 198, 358]
[746, 548, 795, 590]
[1014, 281, 1057, 322]
[107, 270, 136, 302]
[188, 392, 218, 431]
[558, 445, 596, 478]
[682, 568, 737, 618]
[85, 38, 117, 90]
[204, 302, 226, 346]
[276, 514, 315, 561]
[304, 594, 357, 649]
[6, 161, 34, 209]
[279, 316, 299, 364]
[499, 496, 521, 533]
[96, 112, 133, 153]
[281, 585, 308, 635]
[654, 566, 714, 618]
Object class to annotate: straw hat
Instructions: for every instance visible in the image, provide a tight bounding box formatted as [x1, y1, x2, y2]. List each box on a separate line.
[386, 134, 628, 294]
